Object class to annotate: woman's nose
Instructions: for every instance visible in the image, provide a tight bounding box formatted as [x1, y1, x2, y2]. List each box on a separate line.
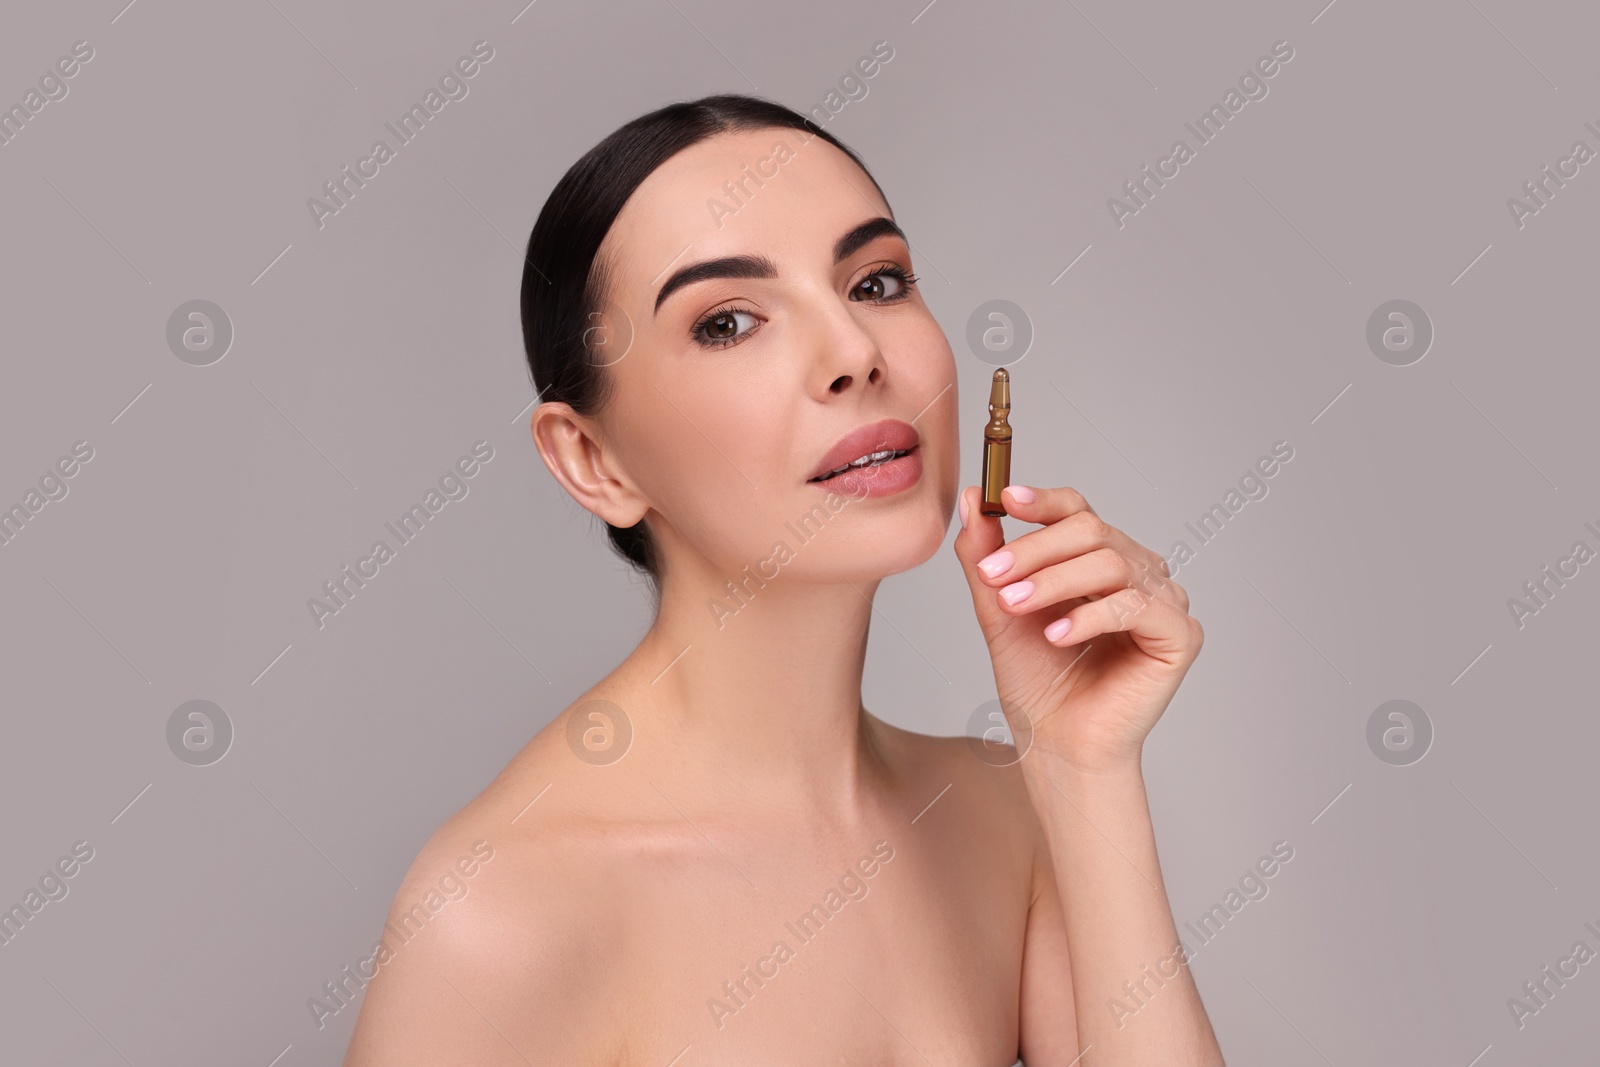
[824, 362, 883, 394]
[809, 298, 888, 397]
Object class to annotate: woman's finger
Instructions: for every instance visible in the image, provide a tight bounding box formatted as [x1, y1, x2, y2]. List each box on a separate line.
[1044, 583, 1202, 668]
[975, 500, 1189, 616]
[994, 483, 1098, 525]
[953, 484, 1019, 640]
[989, 546, 1186, 618]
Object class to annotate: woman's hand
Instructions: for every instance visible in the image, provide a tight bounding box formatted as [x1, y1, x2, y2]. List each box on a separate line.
[954, 483, 1204, 776]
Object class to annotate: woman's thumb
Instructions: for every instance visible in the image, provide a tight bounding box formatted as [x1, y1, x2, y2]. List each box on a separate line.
[953, 485, 1014, 639]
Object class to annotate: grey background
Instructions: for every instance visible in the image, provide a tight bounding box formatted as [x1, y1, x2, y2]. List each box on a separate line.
[1, 0, 1595, 1063]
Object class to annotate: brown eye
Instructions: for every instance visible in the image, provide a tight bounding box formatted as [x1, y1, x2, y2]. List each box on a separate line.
[856, 275, 890, 300]
[851, 266, 917, 303]
[690, 306, 760, 349]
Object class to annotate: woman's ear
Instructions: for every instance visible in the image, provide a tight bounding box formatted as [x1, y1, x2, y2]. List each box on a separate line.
[530, 402, 649, 528]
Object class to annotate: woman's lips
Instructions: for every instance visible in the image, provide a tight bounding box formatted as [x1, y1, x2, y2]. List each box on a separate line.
[807, 446, 922, 498]
[807, 417, 921, 482]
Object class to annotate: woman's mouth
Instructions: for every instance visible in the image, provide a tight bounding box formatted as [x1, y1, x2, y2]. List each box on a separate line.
[806, 417, 923, 498]
[808, 447, 915, 483]
[807, 445, 922, 497]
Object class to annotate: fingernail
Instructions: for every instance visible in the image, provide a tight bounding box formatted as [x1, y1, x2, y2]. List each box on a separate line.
[1000, 580, 1034, 606]
[959, 493, 969, 530]
[1045, 617, 1073, 641]
[977, 549, 1013, 579]
[1006, 485, 1037, 504]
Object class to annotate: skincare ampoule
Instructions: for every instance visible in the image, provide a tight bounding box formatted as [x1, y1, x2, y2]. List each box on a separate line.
[980, 368, 1012, 517]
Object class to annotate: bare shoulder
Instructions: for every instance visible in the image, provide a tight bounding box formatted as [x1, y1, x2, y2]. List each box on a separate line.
[869, 715, 1047, 861]
[342, 722, 629, 1066]
[874, 719, 1078, 1055]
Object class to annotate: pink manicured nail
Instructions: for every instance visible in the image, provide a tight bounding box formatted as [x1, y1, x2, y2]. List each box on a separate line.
[1045, 617, 1073, 642]
[1000, 580, 1033, 606]
[977, 549, 1013, 579]
[1006, 485, 1037, 504]
[959, 493, 969, 530]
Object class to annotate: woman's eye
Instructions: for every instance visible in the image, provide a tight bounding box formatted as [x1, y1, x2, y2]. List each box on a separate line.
[852, 268, 913, 302]
[693, 307, 760, 348]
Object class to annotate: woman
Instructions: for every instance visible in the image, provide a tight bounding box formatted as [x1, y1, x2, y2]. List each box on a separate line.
[344, 93, 1224, 1066]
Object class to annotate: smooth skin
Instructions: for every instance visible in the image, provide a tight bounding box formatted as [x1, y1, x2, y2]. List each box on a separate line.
[343, 126, 1223, 1066]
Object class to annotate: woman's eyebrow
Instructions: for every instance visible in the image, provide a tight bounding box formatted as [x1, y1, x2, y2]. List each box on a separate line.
[832, 216, 905, 265]
[652, 216, 907, 316]
[653, 253, 776, 316]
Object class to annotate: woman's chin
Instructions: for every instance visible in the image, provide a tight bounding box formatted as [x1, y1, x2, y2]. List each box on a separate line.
[704, 480, 952, 585]
[810, 506, 950, 580]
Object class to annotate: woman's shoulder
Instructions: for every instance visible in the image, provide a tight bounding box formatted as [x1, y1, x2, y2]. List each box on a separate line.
[388, 710, 640, 932]
[343, 714, 637, 1064]
[872, 714, 1036, 796]
[869, 715, 1048, 847]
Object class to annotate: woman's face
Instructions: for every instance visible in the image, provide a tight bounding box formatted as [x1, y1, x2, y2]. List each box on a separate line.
[585, 126, 958, 586]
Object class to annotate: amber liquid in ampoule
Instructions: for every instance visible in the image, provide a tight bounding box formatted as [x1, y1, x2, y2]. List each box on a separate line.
[980, 368, 1011, 517]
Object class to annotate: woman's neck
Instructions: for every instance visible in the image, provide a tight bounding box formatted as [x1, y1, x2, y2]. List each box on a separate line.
[601, 557, 894, 819]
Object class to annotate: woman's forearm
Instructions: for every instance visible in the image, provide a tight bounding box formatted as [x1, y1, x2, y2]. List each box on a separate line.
[1022, 750, 1225, 1065]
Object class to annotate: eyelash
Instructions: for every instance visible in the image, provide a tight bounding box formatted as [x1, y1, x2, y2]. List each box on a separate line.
[689, 264, 921, 350]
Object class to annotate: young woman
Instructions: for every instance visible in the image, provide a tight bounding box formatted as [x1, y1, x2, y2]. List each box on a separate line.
[344, 94, 1224, 1066]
